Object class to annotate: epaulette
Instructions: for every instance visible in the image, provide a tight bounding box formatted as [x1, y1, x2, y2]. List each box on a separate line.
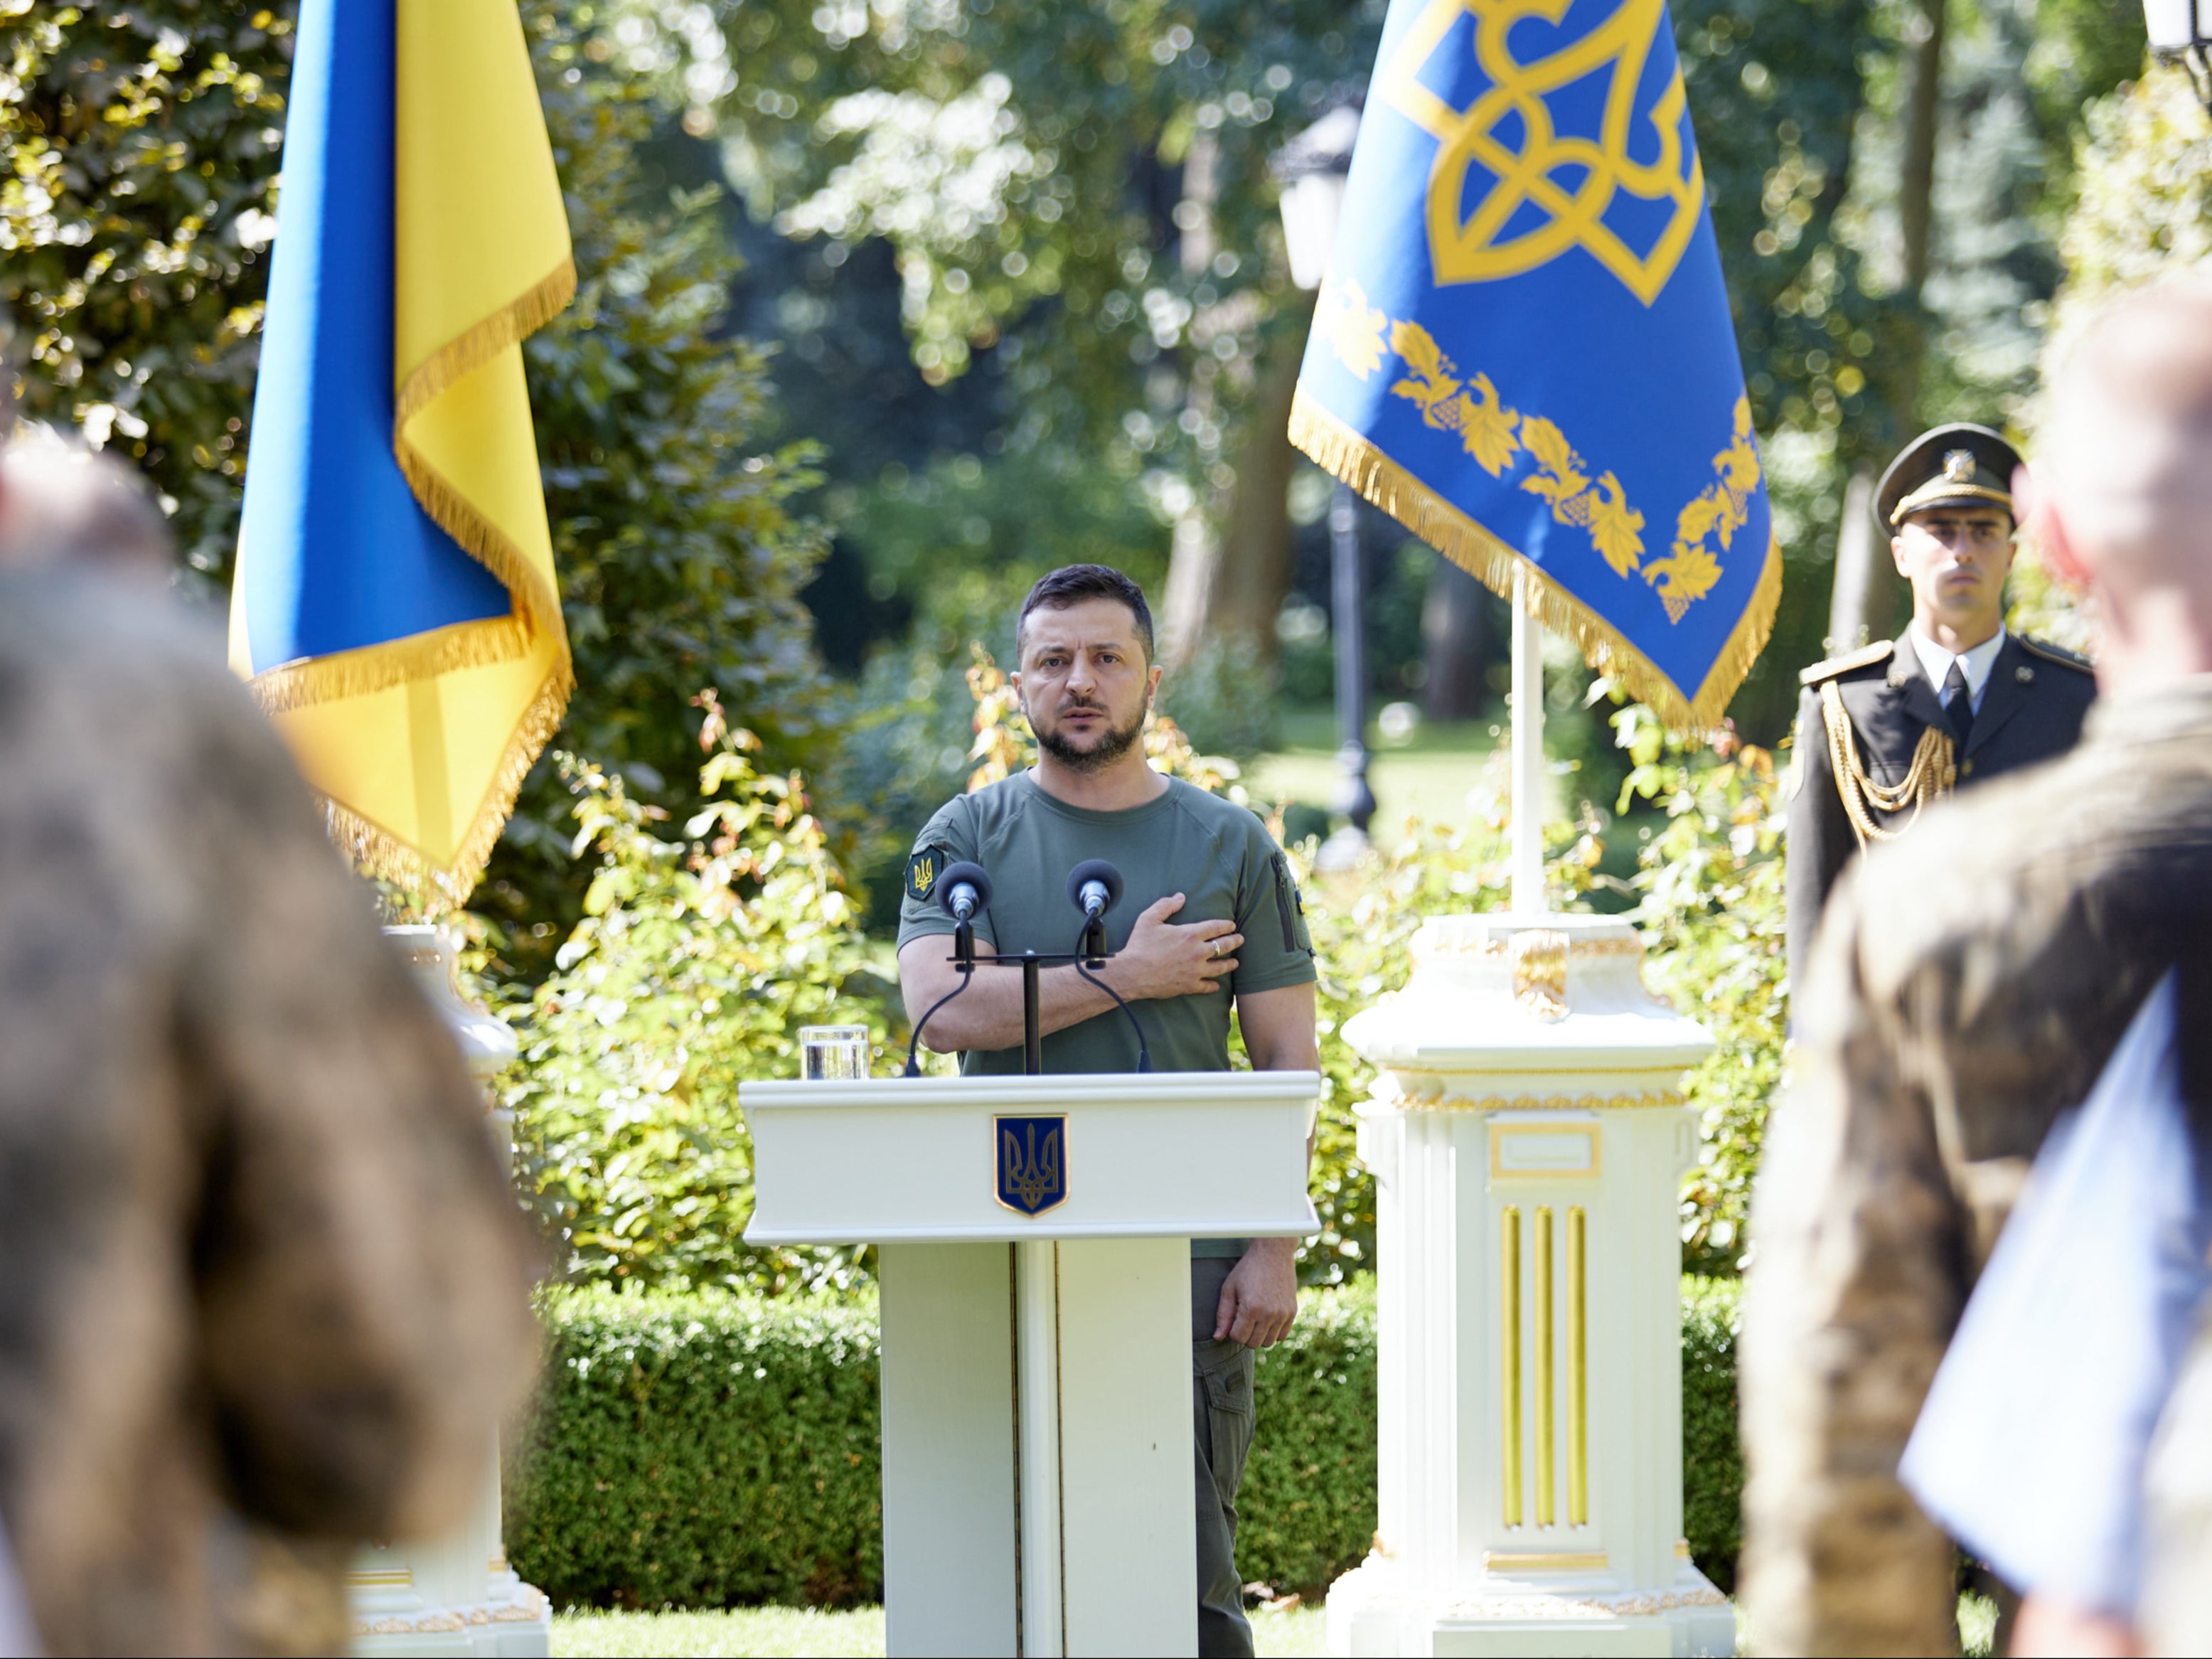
[2017, 634, 2094, 674]
[1799, 639, 1895, 686]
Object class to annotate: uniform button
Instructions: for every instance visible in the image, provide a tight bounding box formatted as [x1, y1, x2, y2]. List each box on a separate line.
[1960, 759, 1975, 777]
[2016, 665, 2034, 682]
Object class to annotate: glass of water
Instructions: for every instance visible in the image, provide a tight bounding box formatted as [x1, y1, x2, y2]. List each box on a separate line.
[798, 1024, 870, 1081]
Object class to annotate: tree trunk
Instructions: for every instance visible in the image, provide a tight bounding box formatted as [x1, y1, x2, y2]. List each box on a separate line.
[1159, 292, 1312, 673]
[1422, 556, 1496, 720]
[1832, 0, 1944, 654]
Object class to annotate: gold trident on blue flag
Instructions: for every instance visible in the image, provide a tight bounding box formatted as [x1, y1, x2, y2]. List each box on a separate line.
[1380, 0, 1705, 304]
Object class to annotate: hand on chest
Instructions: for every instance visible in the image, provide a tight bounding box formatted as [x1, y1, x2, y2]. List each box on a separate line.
[981, 841, 1241, 959]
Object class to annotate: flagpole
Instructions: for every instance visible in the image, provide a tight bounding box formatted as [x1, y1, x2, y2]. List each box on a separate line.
[1511, 564, 1545, 914]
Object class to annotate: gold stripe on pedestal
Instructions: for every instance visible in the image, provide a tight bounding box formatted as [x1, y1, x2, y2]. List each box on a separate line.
[1501, 1205, 1522, 1526]
[1568, 1205, 1588, 1525]
[1534, 1206, 1555, 1525]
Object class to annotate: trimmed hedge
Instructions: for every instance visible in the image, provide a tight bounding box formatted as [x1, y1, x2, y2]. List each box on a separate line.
[508, 1275, 1743, 1607]
[505, 1288, 884, 1607]
[1682, 1275, 1745, 1593]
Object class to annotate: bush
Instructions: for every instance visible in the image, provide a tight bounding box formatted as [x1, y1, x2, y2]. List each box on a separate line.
[1237, 1279, 1380, 1596]
[506, 1278, 1746, 1607]
[1615, 710, 1788, 1274]
[1681, 1274, 1745, 1594]
[506, 1285, 884, 1608]
[504, 695, 892, 1296]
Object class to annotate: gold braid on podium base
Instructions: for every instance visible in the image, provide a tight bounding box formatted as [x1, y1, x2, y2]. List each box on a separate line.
[1820, 681, 1957, 848]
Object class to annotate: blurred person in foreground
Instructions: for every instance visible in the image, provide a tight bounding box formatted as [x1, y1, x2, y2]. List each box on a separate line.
[0, 434, 173, 582]
[0, 435, 540, 1653]
[1741, 274, 2212, 1656]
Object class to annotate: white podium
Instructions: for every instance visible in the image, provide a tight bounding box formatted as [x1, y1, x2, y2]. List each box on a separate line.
[1323, 914, 1733, 1658]
[741, 1070, 1320, 1659]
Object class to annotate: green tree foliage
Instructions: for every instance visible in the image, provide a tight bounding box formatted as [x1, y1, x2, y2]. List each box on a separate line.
[0, 2, 290, 577]
[1, 4, 835, 962]
[1615, 711, 1788, 1272]
[2009, 63, 2208, 653]
[486, 6, 833, 966]
[506, 693, 890, 1293]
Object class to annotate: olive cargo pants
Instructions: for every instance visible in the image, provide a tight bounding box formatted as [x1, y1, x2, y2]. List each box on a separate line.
[1192, 1256, 1259, 1659]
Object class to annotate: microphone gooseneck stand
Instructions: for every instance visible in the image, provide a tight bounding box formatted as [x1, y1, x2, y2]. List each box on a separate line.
[903, 861, 993, 1076]
[904, 859, 1150, 1077]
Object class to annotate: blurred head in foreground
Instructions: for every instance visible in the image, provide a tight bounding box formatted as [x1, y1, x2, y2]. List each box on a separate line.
[0, 432, 173, 581]
[0, 427, 539, 1655]
[2026, 274, 2212, 693]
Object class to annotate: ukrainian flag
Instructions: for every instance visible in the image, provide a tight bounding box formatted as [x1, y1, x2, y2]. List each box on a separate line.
[1291, 0, 1778, 730]
[233, 0, 573, 902]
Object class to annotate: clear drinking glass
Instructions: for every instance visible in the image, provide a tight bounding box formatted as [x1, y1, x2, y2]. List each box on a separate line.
[798, 1024, 870, 1081]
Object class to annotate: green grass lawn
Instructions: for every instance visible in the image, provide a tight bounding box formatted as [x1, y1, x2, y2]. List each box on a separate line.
[552, 1604, 1325, 1657]
[554, 1595, 1991, 1656]
[1244, 708, 1521, 847]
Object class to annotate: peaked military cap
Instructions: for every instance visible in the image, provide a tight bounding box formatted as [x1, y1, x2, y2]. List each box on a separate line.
[1876, 422, 2024, 529]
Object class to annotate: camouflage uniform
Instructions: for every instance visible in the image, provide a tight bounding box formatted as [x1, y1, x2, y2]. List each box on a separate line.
[1742, 676, 2212, 1655]
[0, 572, 538, 1655]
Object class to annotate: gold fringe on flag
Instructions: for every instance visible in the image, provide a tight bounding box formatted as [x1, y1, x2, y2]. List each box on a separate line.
[1288, 387, 1780, 735]
[317, 661, 575, 909]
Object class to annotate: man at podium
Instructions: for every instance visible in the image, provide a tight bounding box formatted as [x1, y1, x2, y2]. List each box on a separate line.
[896, 565, 1320, 1659]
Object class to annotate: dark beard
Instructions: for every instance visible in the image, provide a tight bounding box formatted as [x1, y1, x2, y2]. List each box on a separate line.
[1035, 703, 1145, 774]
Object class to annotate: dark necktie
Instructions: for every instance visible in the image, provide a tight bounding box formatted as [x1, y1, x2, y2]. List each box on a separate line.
[1943, 658, 1975, 748]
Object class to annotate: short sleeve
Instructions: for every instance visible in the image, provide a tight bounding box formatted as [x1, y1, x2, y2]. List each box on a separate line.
[1230, 822, 1318, 996]
[894, 796, 982, 951]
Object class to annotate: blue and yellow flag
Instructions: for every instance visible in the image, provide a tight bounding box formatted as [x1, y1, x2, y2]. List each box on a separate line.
[233, 0, 573, 901]
[1290, 0, 1778, 730]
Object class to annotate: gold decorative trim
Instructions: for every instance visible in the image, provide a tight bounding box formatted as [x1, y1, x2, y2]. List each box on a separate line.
[1534, 1206, 1555, 1526]
[1818, 678, 1954, 850]
[1418, 932, 1646, 960]
[1410, 1090, 1684, 1114]
[1890, 478, 2011, 524]
[1440, 1588, 1729, 1621]
[1501, 1205, 1523, 1527]
[1482, 1549, 1608, 1572]
[395, 257, 577, 435]
[349, 1589, 546, 1638]
[1288, 388, 1781, 733]
[309, 661, 575, 907]
[1510, 929, 1571, 1020]
[1568, 1206, 1588, 1526]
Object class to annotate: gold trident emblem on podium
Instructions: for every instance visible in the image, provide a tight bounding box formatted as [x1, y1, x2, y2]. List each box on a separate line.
[1381, 0, 1705, 305]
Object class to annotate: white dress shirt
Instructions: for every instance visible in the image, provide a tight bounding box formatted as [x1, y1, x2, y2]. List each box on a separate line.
[1908, 625, 2007, 713]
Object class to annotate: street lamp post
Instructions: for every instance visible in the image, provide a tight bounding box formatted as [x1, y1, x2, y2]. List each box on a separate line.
[1275, 103, 1375, 860]
[2146, 0, 2212, 109]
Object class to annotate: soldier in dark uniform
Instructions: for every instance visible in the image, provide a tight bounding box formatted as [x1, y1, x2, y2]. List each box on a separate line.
[1785, 422, 2097, 971]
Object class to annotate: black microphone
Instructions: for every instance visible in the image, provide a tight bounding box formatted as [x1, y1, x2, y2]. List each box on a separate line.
[1062, 860, 1149, 1071]
[907, 862, 995, 1075]
[940, 861, 993, 923]
[1067, 859, 1123, 922]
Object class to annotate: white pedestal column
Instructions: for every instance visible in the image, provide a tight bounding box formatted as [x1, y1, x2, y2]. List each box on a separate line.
[1325, 914, 1733, 1658]
[350, 928, 552, 1658]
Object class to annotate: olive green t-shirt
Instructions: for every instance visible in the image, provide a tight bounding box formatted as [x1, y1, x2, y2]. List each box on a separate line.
[897, 771, 1317, 1258]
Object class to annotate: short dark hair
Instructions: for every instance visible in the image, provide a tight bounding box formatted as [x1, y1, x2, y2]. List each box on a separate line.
[1016, 565, 1155, 663]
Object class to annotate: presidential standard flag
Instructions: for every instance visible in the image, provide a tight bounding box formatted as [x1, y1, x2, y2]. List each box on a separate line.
[1289, 0, 1779, 730]
[232, 0, 574, 901]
